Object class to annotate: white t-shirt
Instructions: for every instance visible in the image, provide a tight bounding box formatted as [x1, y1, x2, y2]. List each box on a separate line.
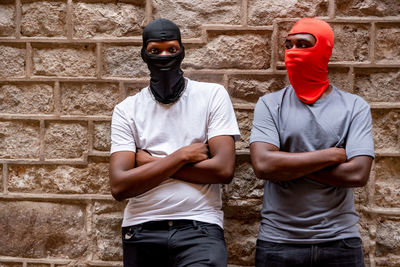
[111, 78, 240, 228]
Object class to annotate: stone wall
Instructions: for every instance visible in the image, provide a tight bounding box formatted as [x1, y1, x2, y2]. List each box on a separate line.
[0, 0, 399, 266]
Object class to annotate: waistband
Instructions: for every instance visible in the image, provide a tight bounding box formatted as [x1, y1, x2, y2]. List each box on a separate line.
[123, 220, 204, 231]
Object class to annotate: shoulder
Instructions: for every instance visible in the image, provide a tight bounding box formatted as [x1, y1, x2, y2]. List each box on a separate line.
[332, 86, 370, 110]
[114, 86, 149, 112]
[187, 78, 226, 94]
[258, 85, 292, 107]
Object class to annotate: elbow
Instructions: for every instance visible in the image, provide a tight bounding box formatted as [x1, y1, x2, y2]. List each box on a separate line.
[111, 186, 125, 202]
[348, 173, 369, 187]
[251, 159, 277, 181]
[218, 167, 235, 184]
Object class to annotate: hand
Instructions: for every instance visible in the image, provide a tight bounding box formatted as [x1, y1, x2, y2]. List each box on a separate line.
[178, 143, 209, 163]
[329, 147, 347, 164]
[135, 149, 159, 167]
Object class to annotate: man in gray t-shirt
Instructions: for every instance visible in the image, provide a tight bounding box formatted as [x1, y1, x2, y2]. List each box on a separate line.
[250, 18, 374, 267]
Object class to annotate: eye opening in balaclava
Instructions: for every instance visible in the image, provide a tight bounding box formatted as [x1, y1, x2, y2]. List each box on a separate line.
[141, 18, 186, 104]
[284, 18, 334, 104]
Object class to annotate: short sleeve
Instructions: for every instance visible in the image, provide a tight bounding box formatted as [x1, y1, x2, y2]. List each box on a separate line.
[250, 97, 280, 148]
[345, 98, 375, 159]
[110, 104, 136, 154]
[207, 86, 240, 141]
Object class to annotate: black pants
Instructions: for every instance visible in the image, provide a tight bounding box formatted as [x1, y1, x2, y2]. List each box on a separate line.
[122, 220, 228, 267]
[255, 238, 365, 267]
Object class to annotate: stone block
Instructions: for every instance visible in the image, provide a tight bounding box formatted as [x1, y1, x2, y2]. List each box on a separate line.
[0, 3, 15, 37]
[354, 68, 400, 102]
[93, 215, 123, 261]
[153, 0, 241, 38]
[93, 200, 126, 215]
[376, 24, 400, 63]
[277, 22, 370, 63]
[0, 82, 54, 114]
[375, 217, 400, 257]
[8, 161, 110, 194]
[27, 264, 50, 267]
[102, 45, 149, 78]
[93, 122, 111, 151]
[353, 186, 368, 205]
[223, 156, 263, 200]
[184, 32, 271, 70]
[60, 82, 119, 116]
[248, 0, 328, 26]
[223, 198, 262, 219]
[0, 201, 88, 258]
[73, 2, 145, 38]
[328, 67, 351, 93]
[374, 157, 400, 208]
[33, 45, 96, 77]
[184, 73, 224, 87]
[0, 120, 40, 159]
[235, 109, 253, 151]
[21, 1, 67, 37]
[44, 122, 88, 159]
[357, 211, 375, 255]
[0, 263, 23, 267]
[371, 110, 400, 153]
[0, 45, 25, 78]
[228, 74, 287, 105]
[336, 0, 400, 17]
[125, 82, 149, 97]
[224, 218, 259, 266]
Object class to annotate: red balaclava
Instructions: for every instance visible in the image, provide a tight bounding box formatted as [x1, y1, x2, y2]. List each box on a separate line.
[285, 18, 334, 104]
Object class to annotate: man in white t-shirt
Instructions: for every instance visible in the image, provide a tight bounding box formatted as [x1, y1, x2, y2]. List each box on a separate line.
[109, 18, 240, 267]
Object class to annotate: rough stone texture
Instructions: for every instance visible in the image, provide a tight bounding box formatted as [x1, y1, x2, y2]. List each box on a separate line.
[33, 45, 96, 77]
[8, 161, 109, 194]
[375, 217, 400, 257]
[60, 82, 119, 116]
[0, 83, 54, 114]
[21, 1, 67, 37]
[331, 24, 370, 62]
[371, 110, 400, 153]
[93, 215, 123, 261]
[374, 157, 400, 208]
[228, 74, 287, 105]
[0, 201, 88, 258]
[73, 2, 145, 39]
[153, 0, 241, 38]
[327, 67, 351, 92]
[357, 212, 375, 256]
[354, 68, 400, 102]
[0, 4, 15, 37]
[376, 24, 400, 63]
[93, 122, 111, 151]
[224, 218, 259, 266]
[223, 157, 264, 200]
[248, 0, 328, 26]
[235, 110, 253, 151]
[0, 263, 23, 267]
[184, 32, 270, 70]
[125, 82, 149, 97]
[44, 122, 88, 159]
[0, 45, 25, 78]
[0, 120, 40, 159]
[336, 0, 400, 17]
[103, 45, 149, 78]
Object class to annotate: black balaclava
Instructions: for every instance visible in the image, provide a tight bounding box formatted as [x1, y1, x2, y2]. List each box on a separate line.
[141, 18, 185, 104]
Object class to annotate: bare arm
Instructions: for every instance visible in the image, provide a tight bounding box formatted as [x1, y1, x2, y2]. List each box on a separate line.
[250, 142, 346, 182]
[136, 135, 236, 184]
[306, 155, 373, 187]
[109, 143, 208, 201]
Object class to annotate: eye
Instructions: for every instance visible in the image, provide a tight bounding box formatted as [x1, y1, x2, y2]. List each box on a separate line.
[148, 48, 160, 54]
[285, 41, 293, 49]
[168, 46, 179, 54]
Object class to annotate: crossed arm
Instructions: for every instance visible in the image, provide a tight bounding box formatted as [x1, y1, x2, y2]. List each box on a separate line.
[109, 135, 235, 201]
[250, 142, 373, 187]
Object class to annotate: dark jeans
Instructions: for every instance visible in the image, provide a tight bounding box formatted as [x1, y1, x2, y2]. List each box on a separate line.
[122, 220, 228, 267]
[255, 238, 365, 267]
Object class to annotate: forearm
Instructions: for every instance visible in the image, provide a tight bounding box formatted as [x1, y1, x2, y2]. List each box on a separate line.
[110, 151, 189, 200]
[251, 143, 346, 182]
[306, 156, 373, 187]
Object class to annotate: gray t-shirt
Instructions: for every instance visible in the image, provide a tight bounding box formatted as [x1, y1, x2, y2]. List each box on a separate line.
[250, 85, 374, 244]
